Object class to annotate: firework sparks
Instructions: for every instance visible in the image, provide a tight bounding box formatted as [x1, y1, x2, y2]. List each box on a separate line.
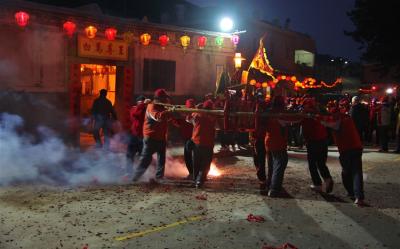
[208, 162, 222, 177]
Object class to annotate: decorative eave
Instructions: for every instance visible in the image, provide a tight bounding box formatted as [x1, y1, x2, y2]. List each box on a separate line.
[0, 0, 234, 38]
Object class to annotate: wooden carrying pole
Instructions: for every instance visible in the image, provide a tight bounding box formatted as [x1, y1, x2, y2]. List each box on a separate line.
[156, 103, 312, 119]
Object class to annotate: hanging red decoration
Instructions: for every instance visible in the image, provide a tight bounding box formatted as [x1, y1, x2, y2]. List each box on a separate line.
[159, 35, 169, 49]
[231, 34, 240, 47]
[105, 27, 117, 41]
[63, 21, 76, 37]
[197, 36, 207, 49]
[15, 11, 29, 27]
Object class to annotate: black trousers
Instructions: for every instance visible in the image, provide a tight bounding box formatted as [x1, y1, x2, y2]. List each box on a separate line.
[306, 139, 332, 186]
[396, 132, 400, 151]
[193, 144, 214, 183]
[127, 135, 143, 160]
[126, 135, 143, 175]
[339, 149, 364, 200]
[253, 139, 272, 184]
[378, 125, 389, 151]
[92, 116, 112, 148]
[267, 150, 288, 193]
[184, 139, 195, 176]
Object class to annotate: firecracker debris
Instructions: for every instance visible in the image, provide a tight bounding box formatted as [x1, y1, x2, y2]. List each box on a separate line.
[0, 146, 399, 249]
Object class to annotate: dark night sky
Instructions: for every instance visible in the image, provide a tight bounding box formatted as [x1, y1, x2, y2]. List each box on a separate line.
[187, 0, 361, 62]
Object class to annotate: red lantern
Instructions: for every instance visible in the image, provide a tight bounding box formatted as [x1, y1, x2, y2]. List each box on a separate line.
[197, 36, 207, 49]
[159, 35, 169, 48]
[63, 21, 76, 37]
[15, 11, 29, 27]
[105, 28, 117, 41]
[231, 34, 240, 47]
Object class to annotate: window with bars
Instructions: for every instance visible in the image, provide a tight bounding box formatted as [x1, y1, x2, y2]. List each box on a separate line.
[143, 59, 176, 91]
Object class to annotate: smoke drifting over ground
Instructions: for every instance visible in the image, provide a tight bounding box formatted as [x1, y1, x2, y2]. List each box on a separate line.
[0, 113, 188, 186]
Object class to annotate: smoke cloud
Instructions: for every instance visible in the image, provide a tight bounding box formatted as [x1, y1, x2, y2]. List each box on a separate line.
[0, 113, 188, 186]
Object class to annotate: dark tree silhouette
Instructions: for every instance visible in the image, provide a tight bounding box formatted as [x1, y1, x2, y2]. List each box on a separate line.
[346, 0, 400, 78]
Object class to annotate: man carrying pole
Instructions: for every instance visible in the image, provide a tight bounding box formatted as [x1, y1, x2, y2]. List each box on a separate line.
[132, 89, 172, 182]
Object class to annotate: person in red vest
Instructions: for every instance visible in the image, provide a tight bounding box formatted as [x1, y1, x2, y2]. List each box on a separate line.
[172, 99, 195, 179]
[132, 89, 172, 182]
[252, 91, 271, 195]
[320, 100, 365, 206]
[264, 96, 292, 197]
[187, 100, 217, 188]
[126, 96, 149, 176]
[301, 98, 333, 193]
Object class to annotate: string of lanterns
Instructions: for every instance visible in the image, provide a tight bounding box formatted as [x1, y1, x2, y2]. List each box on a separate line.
[14, 10, 239, 49]
[249, 74, 342, 90]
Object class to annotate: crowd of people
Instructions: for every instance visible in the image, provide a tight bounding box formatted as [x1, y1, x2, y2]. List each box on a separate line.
[90, 88, 400, 207]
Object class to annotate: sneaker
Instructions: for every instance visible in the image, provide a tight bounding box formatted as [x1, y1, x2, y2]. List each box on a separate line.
[195, 181, 203, 189]
[324, 178, 334, 194]
[310, 185, 322, 192]
[354, 199, 365, 207]
[267, 190, 278, 198]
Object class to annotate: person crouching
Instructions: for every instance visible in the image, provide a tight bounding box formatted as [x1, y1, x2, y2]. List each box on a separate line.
[187, 100, 217, 188]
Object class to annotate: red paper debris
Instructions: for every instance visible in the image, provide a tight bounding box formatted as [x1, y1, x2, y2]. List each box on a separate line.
[247, 214, 265, 222]
[262, 243, 298, 249]
[282, 243, 298, 249]
[195, 194, 207, 200]
[82, 244, 89, 249]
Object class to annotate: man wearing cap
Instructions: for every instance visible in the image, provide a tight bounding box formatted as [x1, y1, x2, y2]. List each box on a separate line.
[301, 98, 334, 193]
[132, 89, 172, 182]
[126, 96, 148, 176]
[320, 104, 365, 206]
[187, 100, 217, 188]
[91, 89, 117, 148]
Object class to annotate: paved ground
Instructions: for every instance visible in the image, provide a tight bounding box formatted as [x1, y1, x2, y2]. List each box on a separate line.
[1, 145, 400, 249]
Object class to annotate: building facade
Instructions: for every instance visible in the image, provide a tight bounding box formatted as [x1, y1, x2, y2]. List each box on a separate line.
[0, 0, 235, 143]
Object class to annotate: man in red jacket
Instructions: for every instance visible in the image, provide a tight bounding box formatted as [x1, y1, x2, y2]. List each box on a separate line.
[132, 89, 172, 182]
[321, 102, 365, 206]
[126, 96, 148, 176]
[187, 100, 217, 188]
[301, 98, 333, 193]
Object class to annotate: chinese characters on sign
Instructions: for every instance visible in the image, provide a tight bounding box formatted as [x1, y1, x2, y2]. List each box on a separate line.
[78, 36, 128, 61]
